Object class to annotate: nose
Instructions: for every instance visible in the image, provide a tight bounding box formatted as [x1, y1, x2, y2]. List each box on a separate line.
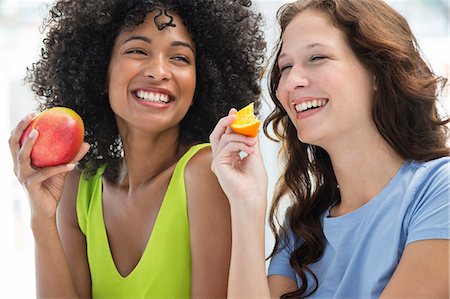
[284, 65, 310, 91]
[143, 55, 171, 81]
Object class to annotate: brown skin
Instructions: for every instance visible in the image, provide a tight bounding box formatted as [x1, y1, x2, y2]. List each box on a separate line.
[56, 146, 231, 298]
[9, 111, 90, 298]
[11, 10, 231, 298]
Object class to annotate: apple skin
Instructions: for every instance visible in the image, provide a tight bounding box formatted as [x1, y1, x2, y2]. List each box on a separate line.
[20, 107, 85, 168]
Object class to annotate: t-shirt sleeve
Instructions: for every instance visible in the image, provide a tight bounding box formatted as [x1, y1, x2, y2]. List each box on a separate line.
[267, 229, 298, 283]
[406, 159, 450, 245]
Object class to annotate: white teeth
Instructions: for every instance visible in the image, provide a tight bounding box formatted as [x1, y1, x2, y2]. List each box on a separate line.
[301, 102, 308, 111]
[294, 99, 327, 112]
[136, 90, 170, 103]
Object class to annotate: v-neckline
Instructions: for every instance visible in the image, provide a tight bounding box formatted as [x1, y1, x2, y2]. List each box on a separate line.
[99, 167, 177, 280]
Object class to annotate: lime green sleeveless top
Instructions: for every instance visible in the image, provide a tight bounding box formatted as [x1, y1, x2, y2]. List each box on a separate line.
[77, 143, 210, 298]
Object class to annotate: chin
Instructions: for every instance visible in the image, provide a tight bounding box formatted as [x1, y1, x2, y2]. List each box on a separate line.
[296, 131, 323, 148]
[297, 131, 312, 144]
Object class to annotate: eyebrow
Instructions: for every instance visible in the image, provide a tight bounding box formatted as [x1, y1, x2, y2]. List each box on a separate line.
[123, 35, 152, 44]
[278, 42, 332, 60]
[123, 35, 195, 54]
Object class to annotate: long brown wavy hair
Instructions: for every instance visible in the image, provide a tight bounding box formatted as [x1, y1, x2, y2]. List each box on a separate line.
[263, 0, 449, 297]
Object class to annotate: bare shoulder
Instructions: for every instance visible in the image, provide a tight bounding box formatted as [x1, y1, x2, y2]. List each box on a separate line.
[184, 146, 213, 177]
[57, 167, 83, 229]
[184, 146, 228, 205]
[184, 146, 232, 297]
[57, 167, 92, 297]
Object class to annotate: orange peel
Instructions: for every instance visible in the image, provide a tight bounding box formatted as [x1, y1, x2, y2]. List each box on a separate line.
[229, 102, 260, 137]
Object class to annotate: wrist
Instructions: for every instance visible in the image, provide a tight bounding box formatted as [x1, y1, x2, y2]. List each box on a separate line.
[31, 216, 57, 235]
[229, 197, 267, 226]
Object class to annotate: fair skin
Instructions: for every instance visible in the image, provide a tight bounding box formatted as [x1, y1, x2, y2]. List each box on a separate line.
[10, 10, 231, 299]
[211, 8, 449, 299]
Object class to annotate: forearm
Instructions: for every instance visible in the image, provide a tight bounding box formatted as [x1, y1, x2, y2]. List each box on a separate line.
[32, 219, 79, 299]
[228, 201, 271, 299]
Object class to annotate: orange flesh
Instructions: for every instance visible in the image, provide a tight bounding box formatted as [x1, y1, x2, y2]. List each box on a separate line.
[230, 102, 260, 137]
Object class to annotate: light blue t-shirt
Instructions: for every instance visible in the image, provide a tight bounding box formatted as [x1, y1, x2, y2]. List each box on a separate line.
[268, 157, 450, 299]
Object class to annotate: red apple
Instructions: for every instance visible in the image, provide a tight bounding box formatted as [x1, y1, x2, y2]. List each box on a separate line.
[20, 107, 85, 168]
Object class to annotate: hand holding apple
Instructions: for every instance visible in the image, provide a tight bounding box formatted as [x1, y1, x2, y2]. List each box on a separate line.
[9, 108, 89, 222]
[20, 107, 85, 167]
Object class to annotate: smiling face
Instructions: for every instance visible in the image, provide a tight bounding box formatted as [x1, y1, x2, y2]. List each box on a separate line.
[276, 9, 376, 149]
[107, 9, 196, 135]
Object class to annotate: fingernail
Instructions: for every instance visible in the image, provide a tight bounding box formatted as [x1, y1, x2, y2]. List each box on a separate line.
[23, 112, 35, 121]
[28, 129, 38, 138]
[67, 163, 76, 170]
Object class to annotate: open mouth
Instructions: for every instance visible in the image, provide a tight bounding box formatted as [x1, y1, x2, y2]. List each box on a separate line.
[134, 90, 174, 104]
[294, 98, 328, 113]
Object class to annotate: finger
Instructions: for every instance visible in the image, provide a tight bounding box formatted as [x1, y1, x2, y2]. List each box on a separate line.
[253, 136, 263, 154]
[71, 142, 90, 163]
[225, 141, 256, 156]
[214, 141, 256, 162]
[209, 113, 237, 152]
[224, 108, 238, 135]
[216, 133, 257, 155]
[212, 141, 253, 174]
[250, 137, 266, 166]
[9, 112, 36, 158]
[16, 129, 39, 176]
[26, 163, 76, 186]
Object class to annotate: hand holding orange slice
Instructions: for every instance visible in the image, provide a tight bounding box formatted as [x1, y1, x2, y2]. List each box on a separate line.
[229, 102, 260, 137]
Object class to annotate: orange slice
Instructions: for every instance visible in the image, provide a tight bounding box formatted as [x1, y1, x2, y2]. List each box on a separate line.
[230, 102, 260, 137]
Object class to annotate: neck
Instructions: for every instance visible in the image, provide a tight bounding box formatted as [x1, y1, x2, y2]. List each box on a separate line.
[116, 126, 185, 191]
[325, 132, 404, 216]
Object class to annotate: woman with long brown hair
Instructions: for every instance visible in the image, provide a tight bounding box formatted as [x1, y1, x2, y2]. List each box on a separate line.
[210, 0, 449, 298]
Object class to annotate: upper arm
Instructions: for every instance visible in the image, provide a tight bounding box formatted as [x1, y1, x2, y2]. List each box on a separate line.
[268, 275, 298, 298]
[267, 231, 298, 299]
[56, 169, 91, 298]
[185, 147, 232, 299]
[380, 239, 449, 298]
[381, 162, 449, 298]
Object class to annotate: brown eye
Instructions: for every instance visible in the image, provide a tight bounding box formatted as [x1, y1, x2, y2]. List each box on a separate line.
[172, 56, 190, 63]
[125, 49, 147, 55]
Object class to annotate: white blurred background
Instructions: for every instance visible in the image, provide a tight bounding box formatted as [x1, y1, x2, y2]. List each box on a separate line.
[1, 0, 448, 297]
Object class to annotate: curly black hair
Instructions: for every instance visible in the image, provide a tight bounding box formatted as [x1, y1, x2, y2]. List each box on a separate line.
[26, 0, 266, 180]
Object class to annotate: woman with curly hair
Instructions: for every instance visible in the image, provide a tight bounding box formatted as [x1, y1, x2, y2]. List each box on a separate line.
[210, 0, 449, 298]
[9, 0, 265, 297]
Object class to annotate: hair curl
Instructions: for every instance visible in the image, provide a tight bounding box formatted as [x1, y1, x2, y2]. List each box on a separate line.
[27, 0, 266, 181]
[263, 0, 449, 297]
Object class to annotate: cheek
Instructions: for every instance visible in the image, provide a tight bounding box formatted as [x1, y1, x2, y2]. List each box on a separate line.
[188, 74, 196, 96]
[107, 72, 126, 103]
[107, 60, 136, 96]
[276, 75, 293, 105]
[341, 75, 374, 115]
[107, 68, 130, 113]
[276, 88, 290, 113]
[107, 61, 123, 91]
[181, 69, 197, 99]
